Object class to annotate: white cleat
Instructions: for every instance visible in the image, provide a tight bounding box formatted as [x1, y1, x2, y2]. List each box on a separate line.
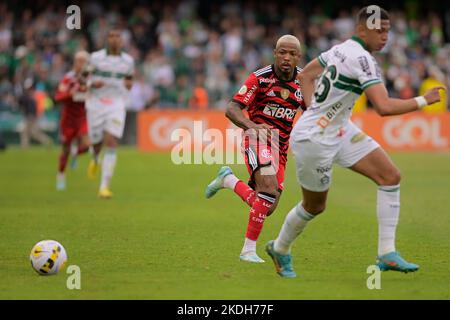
[205, 166, 233, 199]
[239, 251, 265, 263]
[56, 173, 66, 191]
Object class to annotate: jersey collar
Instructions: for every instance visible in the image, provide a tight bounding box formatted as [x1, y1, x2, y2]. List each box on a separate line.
[350, 35, 368, 50]
[105, 47, 122, 56]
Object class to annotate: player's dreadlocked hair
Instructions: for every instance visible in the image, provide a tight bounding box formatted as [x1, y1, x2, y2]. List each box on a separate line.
[356, 5, 390, 25]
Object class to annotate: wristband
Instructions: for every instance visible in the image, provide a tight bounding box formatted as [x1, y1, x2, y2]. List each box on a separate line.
[414, 96, 427, 109]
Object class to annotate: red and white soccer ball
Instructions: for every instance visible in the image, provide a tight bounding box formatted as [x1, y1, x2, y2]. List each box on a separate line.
[30, 240, 68, 275]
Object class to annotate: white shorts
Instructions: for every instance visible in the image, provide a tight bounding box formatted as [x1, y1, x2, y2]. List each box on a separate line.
[86, 107, 126, 144]
[292, 122, 380, 192]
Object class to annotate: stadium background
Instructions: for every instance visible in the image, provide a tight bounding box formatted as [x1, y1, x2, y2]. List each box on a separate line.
[0, 0, 448, 150]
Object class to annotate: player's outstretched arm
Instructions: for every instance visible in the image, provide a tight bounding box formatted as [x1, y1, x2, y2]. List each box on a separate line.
[225, 102, 271, 131]
[365, 83, 445, 116]
[297, 58, 324, 108]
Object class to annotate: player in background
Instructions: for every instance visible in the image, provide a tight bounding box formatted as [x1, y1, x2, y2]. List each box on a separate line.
[205, 35, 306, 263]
[85, 28, 134, 199]
[266, 6, 445, 277]
[54, 51, 90, 191]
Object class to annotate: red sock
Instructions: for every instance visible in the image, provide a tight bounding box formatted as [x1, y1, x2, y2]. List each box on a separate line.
[246, 192, 276, 241]
[58, 153, 69, 173]
[77, 145, 89, 155]
[234, 181, 256, 207]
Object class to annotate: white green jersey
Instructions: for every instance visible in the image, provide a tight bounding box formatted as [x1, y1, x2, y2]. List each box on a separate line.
[292, 36, 383, 145]
[86, 48, 134, 111]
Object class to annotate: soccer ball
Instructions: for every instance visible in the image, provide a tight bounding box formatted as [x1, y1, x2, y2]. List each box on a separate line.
[30, 240, 68, 275]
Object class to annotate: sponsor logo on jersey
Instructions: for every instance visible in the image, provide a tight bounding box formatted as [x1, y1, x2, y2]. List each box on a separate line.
[337, 127, 346, 137]
[267, 90, 276, 97]
[357, 56, 372, 76]
[259, 78, 276, 84]
[243, 85, 258, 103]
[333, 49, 347, 63]
[112, 118, 122, 126]
[280, 89, 290, 100]
[295, 89, 303, 102]
[260, 148, 272, 159]
[72, 92, 87, 102]
[316, 102, 343, 128]
[351, 132, 367, 143]
[320, 175, 330, 185]
[316, 165, 332, 174]
[99, 97, 114, 105]
[238, 85, 248, 95]
[263, 103, 297, 120]
[372, 57, 382, 78]
[317, 117, 329, 128]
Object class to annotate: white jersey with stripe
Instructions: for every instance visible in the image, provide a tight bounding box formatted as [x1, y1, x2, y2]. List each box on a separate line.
[86, 48, 134, 110]
[292, 36, 383, 145]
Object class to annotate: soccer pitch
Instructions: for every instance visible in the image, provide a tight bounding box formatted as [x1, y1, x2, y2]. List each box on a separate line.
[1, 147, 449, 299]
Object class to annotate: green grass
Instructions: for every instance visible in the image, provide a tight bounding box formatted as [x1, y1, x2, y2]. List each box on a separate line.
[0, 147, 449, 299]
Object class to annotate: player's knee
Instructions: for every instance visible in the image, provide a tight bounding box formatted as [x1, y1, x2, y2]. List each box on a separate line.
[257, 176, 279, 194]
[302, 201, 326, 215]
[267, 203, 279, 216]
[81, 136, 91, 148]
[62, 143, 71, 154]
[266, 195, 280, 216]
[391, 169, 401, 185]
[105, 140, 117, 148]
[104, 136, 118, 148]
[379, 168, 401, 186]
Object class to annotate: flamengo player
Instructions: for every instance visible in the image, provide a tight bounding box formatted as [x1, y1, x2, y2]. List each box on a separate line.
[85, 28, 134, 198]
[266, 7, 444, 277]
[54, 51, 90, 191]
[205, 35, 306, 263]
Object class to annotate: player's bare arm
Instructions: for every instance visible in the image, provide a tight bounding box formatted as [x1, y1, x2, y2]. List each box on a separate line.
[54, 82, 74, 102]
[81, 62, 105, 89]
[365, 83, 445, 116]
[225, 101, 272, 131]
[297, 58, 324, 108]
[84, 71, 104, 89]
[90, 79, 105, 89]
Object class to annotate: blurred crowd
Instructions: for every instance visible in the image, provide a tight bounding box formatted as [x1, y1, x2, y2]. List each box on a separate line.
[0, 0, 449, 115]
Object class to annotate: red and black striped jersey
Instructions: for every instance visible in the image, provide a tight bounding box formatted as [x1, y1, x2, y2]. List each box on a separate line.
[232, 64, 306, 162]
[54, 71, 87, 124]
